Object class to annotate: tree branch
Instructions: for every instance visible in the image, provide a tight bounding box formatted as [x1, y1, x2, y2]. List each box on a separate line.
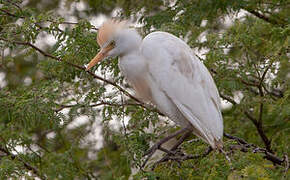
[151, 146, 213, 170]
[255, 62, 273, 152]
[223, 95, 271, 150]
[0, 37, 163, 116]
[220, 92, 273, 153]
[0, 8, 23, 18]
[220, 94, 237, 105]
[243, 8, 286, 28]
[224, 133, 287, 166]
[55, 101, 153, 112]
[0, 146, 46, 179]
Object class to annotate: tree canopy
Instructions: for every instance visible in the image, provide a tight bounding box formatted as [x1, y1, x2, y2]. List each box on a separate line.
[0, 0, 289, 179]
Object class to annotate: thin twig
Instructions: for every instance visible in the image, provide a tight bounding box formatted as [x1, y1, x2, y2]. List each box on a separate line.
[55, 101, 147, 112]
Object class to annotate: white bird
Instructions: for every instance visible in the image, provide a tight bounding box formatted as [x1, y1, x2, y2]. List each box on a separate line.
[86, 20, 223, 149]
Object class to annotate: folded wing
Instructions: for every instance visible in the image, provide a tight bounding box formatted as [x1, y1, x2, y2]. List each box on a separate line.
[141, 32, 223, 148]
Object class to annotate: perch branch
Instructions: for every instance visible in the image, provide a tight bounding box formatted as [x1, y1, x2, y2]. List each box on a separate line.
[224, 133, 287, 167]
[151, 146, 213, 170]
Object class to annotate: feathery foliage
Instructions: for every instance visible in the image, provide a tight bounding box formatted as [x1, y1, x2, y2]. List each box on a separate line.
[0, 0, 289, 179]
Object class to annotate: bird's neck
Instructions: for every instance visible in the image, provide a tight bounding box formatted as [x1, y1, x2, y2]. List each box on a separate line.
[119, 44, 145, 68]
[119, 48, 141, 62]
[117, 29, 142, 56]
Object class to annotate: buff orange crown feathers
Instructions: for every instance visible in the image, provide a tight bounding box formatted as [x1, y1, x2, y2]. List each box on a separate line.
[97, 19, 128, 47]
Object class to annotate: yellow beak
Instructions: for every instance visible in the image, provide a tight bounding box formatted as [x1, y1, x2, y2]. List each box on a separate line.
[86, 50, 106, 71]
[86, 44, 115, 71]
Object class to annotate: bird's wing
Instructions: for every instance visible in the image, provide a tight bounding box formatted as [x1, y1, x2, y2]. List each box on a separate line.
[141, 32, 223, 148]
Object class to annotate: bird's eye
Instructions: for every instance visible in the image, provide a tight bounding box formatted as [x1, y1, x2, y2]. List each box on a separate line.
[110, 41, 115, 47]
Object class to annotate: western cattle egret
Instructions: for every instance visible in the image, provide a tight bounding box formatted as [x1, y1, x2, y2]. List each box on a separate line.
[86, 20, 223, 149]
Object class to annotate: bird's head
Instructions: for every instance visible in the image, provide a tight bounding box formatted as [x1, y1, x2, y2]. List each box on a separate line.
[86, 19, 142, 71]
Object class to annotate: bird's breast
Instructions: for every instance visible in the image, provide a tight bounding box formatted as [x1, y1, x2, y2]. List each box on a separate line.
[119, 53, 152, 102]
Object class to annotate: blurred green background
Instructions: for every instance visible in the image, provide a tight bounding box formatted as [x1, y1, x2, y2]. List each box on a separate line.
[0, 0, 289, 179]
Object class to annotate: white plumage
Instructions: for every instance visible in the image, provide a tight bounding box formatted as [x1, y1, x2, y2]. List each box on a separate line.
[86, 20, 223, 149]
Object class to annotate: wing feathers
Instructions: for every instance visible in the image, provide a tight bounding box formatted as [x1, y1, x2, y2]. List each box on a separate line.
[141, 32, 223, 148]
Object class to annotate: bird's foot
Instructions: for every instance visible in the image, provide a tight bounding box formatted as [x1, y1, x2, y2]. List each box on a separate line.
[142, 128, 191, 168]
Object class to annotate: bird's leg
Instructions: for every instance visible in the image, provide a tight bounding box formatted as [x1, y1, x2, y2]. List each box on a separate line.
[170, 130, 192, 151]
[219, 148, 234, 170]
[152, 131, 193, 165]
[219, 148, 231, 163]
[142, 128, 190, 168]
[149, 130, 192, 169]
[155, 131, 192, 157]
[152, 146, 213, 170]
